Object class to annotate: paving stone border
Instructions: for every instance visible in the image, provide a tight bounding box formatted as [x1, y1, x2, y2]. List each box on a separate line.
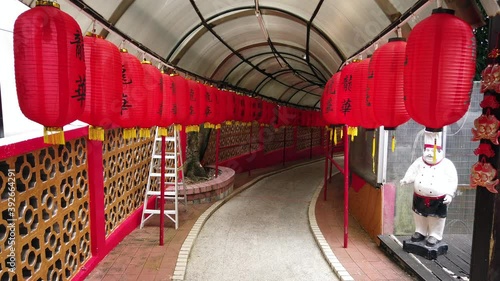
[308, 171, 354, 281]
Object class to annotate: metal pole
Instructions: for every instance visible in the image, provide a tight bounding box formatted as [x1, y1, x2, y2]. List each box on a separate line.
[323, 129, 329, 201]
[215, 128, 220, 177]
[343, 125, 349, 248]
[329, 130, 334, 183]
[282, 127, 287, 167]
[160, 135, 166, 246]
[249, 124, 253, 176]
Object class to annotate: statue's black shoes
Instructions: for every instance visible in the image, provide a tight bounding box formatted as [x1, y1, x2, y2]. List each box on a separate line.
[426, 236, 440, 246]
[411, 232, 425, 242]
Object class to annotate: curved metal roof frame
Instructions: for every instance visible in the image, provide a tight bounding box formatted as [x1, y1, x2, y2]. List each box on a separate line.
[18, 0, 483, 109]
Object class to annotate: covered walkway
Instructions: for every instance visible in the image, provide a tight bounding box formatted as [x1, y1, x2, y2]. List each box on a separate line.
[85, 158, 414, 281]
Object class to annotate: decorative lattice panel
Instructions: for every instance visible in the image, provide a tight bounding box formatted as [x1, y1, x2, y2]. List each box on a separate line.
[203, 123, 260, 164]
[103, 129, 153, 236]
[0, 138, 90, 281]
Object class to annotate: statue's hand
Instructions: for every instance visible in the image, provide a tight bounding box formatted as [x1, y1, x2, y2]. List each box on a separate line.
[443, 194, 453, 205]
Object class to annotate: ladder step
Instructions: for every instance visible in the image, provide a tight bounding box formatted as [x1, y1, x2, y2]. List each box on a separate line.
[152, 154, 176, 159]
[143, 209, 177, 215]
[155, 137, 176, 142]
[151, 172, 177, 177]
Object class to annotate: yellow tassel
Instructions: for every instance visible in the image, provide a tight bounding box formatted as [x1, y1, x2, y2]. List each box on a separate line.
[215, 124, 221, 129]
[225, 121, 232, 125]
[372, 135, 376, 173]
[333, 129, 337, 145]
[158, 127, 168, 136]
[44, 127, 65, 145]
[89, 126, 105, 141]
[340, 127, 343, 139]
[123, 128, 136, 139]
[139, 128, 150, 138]
[391, 135, 396, 152]
[433, 138, 437, 163]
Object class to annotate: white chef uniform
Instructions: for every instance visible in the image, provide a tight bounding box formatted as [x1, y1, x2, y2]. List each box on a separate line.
[401, 130, 458, 243]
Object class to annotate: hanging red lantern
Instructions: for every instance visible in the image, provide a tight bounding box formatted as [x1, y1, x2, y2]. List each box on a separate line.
[184, 80, 203, 132]
[338, 61, 362, 127]
[159, 72, 175, 131]
[79, 33, 122, 141]
[204, 85, 218, 128]
[243, 96, 254, 125]
[368, 38, 410, 130]
[234, 94, 245, 123]
[139, 60, 162, 137]
[254, 98, 263, 124]
[14, 1, 86, 144]
[115, 49, 146, 139]
[214, 89, 227, 127]
[352, 57, 378, 129]
[404, 8, 476, 130]
[321, 72, 344, 125]
[169, 74, 190, 130]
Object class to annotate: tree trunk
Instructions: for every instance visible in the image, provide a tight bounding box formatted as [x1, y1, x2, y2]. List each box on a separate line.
[184, 131, 208, 181]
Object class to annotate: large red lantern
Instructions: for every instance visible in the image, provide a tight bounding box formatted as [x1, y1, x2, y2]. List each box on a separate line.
[214, 89, 228, 127]
[80, 34, 122, 141]
[14, 1, 86, 144]
[140, 61, 163, 137]
[352, 57, 378, 129]
[169, 74, 189, 130]
[159, 72, 175, 130]
[368, 38, 409, 130]
[243, 96, 254, 124]
[115, 49, 147, 139]
[204, 85, 218, 128]
[404, 8, 476, 130]
[338, 61, 362, 127]
[321, 72, 344, 125]
[184, 80, 204, 132]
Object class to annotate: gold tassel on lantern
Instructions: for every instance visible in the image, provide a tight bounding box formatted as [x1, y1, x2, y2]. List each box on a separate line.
[372, 134, 376, 173]
[215, 124, 221, 130]
[158, 127, 168, 137]
[333, 128, 337, 145]
[44, 127, 65, 145]
[391, 134, 396, 152]
[89, 126, 105, 141]
[340, 127, 343, 139]
[123, 128, 137, 139]
[139, 128, 150, 138]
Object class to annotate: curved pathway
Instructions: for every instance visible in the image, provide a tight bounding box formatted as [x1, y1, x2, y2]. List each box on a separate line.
[184, 161, 339, 281]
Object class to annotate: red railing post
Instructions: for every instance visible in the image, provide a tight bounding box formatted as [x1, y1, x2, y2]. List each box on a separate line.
[87, 139, 106, 256]
[343, 125, 349, 248]
[215, 128, 220, 177]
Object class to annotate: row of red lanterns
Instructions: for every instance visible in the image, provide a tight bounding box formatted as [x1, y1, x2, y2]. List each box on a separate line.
[13, 2, 324, 144]
[321, 8, 476, 134]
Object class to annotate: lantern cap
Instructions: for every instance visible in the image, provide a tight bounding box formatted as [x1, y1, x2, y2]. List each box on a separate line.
[424, 129, 442, 149]
[36, 1, 60, 9]
[388, 37, 406, 42]
[120, 48, 128, 53]
[432, 8, 455, 15]
[85, 32, 104, 39]
[141, 60, 152, 65]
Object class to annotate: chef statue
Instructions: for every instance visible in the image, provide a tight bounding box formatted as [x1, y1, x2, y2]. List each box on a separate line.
[400, 130, 458, 258]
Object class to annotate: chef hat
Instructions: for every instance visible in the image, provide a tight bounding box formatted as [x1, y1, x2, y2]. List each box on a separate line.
[424, 130, 442, 150]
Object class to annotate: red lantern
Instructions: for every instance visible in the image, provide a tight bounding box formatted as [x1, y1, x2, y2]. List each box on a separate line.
[169, 74, 190, 129]
[338, 61, 362, 127]
[234, 94, 245, 123]
[140, 61, 162, 137]
[243, 96, 254, 124]
[404, 8, 476, 130]
[204, 85, 218, 128]
[352, 58, 378, 129]
[321, 72, 343, 125]
[79, 34, 122, 141]
[14, 1, 86, 144]
[184, 80, 204, 132]
[159, 72, 175, 129]
[116, 49, 146, 139]
[368, 38, 410, 130]
[214, 89, 227, 127]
